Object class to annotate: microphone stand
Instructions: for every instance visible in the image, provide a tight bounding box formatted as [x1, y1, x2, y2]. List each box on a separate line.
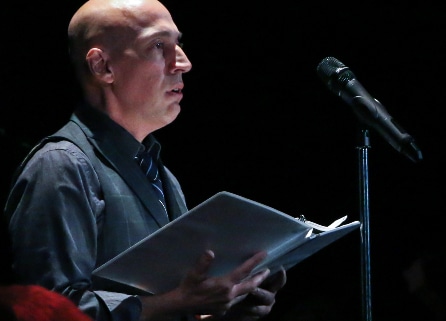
[357, 128, 372, 321]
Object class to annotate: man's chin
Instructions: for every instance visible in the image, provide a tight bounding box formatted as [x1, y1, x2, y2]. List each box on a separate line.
[164, 104, 181, 123]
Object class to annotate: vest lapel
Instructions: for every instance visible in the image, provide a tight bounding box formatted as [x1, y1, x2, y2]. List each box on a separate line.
[68, 117, 171, 227]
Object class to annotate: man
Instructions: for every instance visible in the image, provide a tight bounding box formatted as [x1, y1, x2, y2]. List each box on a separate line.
[3, 0, 287, 320]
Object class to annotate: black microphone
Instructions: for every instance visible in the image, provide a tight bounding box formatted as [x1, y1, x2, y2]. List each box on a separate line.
[316, 56, 422, 163]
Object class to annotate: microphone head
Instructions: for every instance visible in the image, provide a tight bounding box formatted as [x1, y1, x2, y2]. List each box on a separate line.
[316, 56, 356, 96]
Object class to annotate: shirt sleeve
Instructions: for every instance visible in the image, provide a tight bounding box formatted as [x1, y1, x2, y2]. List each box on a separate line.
[4, 141, 142, 321]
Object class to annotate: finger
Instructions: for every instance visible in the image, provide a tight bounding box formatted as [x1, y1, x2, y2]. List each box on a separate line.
[230, 269, 270, 299]
[248, 287, 276, 306]
[185, 250, 215, 282]
[229, 251, 268, 283]
[248, 268, 271, 285]
[225, 290, 275, 320]
[260, 267, 287, 292]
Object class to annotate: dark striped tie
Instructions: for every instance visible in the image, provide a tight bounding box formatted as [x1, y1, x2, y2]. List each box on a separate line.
[136, 150, 167, 214]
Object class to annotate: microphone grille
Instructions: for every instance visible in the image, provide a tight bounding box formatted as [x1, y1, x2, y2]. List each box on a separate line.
[317, 56, 355, 94]
[317, 57, 344, 80]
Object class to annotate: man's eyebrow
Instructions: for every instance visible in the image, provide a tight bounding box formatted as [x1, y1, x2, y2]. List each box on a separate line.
[141, 30, 183, 40]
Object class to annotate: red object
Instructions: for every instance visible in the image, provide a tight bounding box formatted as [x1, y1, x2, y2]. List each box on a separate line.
[0, 285, 92, 321]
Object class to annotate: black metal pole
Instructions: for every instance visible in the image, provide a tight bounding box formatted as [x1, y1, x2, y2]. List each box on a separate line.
[357, 128, 372, 321]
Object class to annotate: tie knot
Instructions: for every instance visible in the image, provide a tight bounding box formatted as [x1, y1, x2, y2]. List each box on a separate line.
[136, 150, 159, 182]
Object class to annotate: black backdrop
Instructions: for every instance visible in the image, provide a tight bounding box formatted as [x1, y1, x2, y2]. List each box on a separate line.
[1, 1, 445, 320]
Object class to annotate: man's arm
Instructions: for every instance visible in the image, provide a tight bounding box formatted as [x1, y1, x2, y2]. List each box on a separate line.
[5, 142, 139, 320]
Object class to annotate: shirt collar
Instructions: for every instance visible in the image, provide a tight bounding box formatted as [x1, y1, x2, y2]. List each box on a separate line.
[74, 101, 162, 162]
[140, 135, 162, 162]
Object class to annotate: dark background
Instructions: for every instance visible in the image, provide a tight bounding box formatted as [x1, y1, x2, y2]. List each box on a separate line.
[1, 1, 445, 320]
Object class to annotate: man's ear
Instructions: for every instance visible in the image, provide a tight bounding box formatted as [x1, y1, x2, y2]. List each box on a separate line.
[86, 48, 113, 83]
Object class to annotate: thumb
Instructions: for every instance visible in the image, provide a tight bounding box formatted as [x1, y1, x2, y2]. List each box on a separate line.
[184, 250, 215, 283]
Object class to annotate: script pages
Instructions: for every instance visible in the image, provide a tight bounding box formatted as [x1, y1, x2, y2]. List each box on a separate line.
[93, 191, 360, 294]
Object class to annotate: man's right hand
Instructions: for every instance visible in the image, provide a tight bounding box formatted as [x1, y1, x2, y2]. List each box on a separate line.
[138, 250, 271, 321]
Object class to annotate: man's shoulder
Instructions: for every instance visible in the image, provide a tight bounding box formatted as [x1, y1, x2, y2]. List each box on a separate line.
[35, 139, 87, 157]
[24, 139, 91, 174]
[18, 122, 93, 175]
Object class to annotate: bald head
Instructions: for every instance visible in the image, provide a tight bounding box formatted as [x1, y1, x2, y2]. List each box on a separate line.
[68, 0, 169, 38]
[67, 0, 172, 79]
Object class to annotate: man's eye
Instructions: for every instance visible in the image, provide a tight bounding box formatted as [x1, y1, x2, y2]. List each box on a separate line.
[155, 42, 164, 49]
